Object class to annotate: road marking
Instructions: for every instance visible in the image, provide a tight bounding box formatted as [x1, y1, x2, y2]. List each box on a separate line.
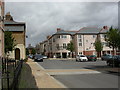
[48, 71, 101, 75]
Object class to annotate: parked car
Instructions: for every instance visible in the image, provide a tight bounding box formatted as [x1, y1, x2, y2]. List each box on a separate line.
[106, 55, 120, 67]
[87, 55, 97, 61]
[28, 54, 33, 59]
[42, 55, 48, 59]
[101, 54, 112, 61]
[33, 54, 43, 62]
[76, 55, 88, 62]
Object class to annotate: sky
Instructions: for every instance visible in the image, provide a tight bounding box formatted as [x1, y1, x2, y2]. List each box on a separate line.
[5, 1, 118, 47]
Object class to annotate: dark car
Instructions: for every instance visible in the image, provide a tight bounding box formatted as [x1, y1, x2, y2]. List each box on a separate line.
[101, 54, 112, 61]
[34, 54, 43, 62]
[87, 55, 97, 61]
[106, 55, 120, 67]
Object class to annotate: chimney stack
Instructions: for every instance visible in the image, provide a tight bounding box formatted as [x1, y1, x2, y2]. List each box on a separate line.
[103, 26, 108, 30]
[57, 28, 61, 32]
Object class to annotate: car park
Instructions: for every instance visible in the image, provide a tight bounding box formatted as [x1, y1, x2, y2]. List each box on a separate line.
[106, 55, 120, 67]
[87, 55, 97, 61]
[101, 54, 112, 61]
[76, 55, 88, 62]
[33, 54, 43, 62]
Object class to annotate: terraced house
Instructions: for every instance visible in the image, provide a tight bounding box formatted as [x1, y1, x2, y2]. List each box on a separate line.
[36, 26, 113, 58]
[4, 12, 26, 60]
[0, 0, 4, 57]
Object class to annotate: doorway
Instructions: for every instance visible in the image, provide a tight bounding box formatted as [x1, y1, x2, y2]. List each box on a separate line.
[15, 48, 20, 60]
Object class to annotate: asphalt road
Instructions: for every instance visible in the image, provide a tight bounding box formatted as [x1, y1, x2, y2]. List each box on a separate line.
[53, 73, 118, 88]
[38, 59, 119, 88]
[39, 59, 108, 70]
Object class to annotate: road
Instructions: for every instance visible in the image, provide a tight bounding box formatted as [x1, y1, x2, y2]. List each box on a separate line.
[38, 59, 119, 88]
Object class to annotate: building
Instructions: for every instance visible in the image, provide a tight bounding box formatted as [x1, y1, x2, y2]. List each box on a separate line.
[4, 12, 26, 60]
[27, 44, 34, 55]
[0, 0, 4, 57]
[36, 26, 113, 58]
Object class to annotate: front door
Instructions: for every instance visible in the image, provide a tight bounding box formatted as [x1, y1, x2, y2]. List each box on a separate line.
[15, 48, 20, 60]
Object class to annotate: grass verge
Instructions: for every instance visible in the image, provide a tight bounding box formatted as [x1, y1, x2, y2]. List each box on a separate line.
[18, 62, 38, 89]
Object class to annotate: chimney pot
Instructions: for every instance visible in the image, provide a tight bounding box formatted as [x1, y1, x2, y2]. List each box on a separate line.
[57, 28, 61, 31]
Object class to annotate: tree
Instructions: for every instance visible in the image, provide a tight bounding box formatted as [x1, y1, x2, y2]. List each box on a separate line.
[26, 48, 29, 55]
[105, 26, 119, 55]
[94, 38, 103, 57]
[67, 41, 74, 58]
[4, 31, 16, 54]
[31, 48, 36, 55]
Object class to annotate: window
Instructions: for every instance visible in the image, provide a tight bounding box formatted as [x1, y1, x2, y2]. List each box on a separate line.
[93, 35, 96, 38]
[86, 48, 89, 50]
[61, 35, 67, 38]
[63, 43, 67, 49]
[79, 52, 82, 55]
[57, 35, 60, 38]
[78, 35, 81, 38]
[79, 39, 82, 42]
[79, 43, 82, 46]
[53, 38, 55, 42]
[56, 44, 59, 50]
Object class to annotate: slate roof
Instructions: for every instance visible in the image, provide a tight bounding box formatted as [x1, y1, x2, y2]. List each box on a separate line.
[54, 30, 78, 35]
[4, 26, 25, 32]
[4, 20, 25, 25]
[99, 29, 108, 33]
[4, 20, 25, 32]
[77, 27, 101, 34]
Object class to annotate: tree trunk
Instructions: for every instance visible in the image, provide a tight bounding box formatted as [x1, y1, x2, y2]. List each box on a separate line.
[113, 47, 115, 56]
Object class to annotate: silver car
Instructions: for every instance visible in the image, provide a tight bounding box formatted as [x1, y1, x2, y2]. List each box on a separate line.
[76, 55, 88, 62]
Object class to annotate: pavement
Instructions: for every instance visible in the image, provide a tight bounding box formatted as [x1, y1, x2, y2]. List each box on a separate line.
[26, 58, 67, 88]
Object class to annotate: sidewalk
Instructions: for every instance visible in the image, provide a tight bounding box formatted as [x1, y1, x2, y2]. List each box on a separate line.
[26, 58, 66, 88]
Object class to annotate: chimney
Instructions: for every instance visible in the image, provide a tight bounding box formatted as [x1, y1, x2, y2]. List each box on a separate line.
[103, 26, 108, 30]
[5, 12, 13, 21]
[57, 28, 61, 32]
[47, 35, 51, 39]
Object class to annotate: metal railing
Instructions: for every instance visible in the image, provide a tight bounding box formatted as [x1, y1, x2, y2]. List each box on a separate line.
[1, 57, 23, 90]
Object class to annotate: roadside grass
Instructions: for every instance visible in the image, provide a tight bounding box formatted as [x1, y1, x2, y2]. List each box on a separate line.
[18, 62, 38, 89]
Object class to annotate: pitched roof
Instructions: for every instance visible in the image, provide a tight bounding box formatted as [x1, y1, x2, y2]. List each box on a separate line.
[77, 27, 101, 34]
[55, 30, 78, 35]
[4, 20, 25, 25]
[4, 26, 25, 32]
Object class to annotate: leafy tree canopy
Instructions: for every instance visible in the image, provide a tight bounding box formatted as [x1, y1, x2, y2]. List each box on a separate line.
[105, 26, 120, 49]
[94, 39, 103, 52]
[67, 41, 74, 52]
[4, 31, 16, 54]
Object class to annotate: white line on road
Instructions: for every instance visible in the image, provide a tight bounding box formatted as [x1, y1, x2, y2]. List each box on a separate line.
[48, 71, 101, 75]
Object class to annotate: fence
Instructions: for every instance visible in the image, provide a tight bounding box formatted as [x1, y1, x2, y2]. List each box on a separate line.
[1, 57, 23, 89]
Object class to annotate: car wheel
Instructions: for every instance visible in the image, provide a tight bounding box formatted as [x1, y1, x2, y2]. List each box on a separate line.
[76, 59, 78, 62]
[107, 62, 110, 66]
[42, 59, 43, 62]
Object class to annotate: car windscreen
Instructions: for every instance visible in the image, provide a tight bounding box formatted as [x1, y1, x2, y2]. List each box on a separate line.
[35, 55, 42, 58]
[80, 55, 85, 57]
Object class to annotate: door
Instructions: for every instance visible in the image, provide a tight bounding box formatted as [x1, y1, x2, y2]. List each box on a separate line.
[15, 48, 20, 60]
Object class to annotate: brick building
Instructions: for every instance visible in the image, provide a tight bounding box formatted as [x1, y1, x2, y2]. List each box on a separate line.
[4, 12, 26, 60]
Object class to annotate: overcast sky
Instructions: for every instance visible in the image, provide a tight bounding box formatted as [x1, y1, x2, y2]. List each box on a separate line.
[5, 2, 118, 47]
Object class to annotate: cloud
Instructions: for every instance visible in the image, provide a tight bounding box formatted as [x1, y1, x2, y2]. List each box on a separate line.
[5, 2, 118, 46]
